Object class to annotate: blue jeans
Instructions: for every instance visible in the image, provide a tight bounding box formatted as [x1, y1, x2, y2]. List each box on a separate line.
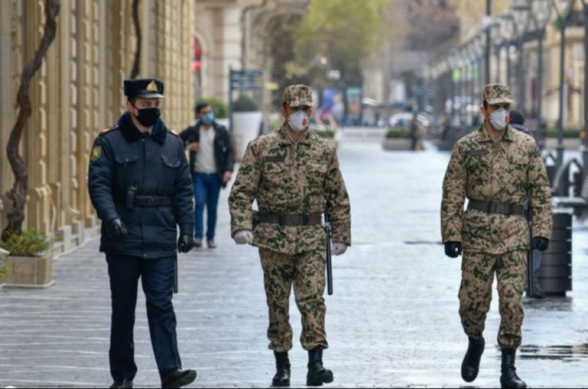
[193, 172, 222, 240]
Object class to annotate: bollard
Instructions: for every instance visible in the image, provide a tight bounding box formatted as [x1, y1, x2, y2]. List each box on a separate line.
[538, 211, 572, 297]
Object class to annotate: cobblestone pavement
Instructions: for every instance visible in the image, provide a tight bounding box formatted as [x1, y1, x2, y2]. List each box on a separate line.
[1, 136, 587, 388]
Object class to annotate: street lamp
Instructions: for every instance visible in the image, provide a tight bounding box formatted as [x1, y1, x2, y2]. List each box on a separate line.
[581, 0, 588, 180]
[448, 50, 459, 125]
[512, 0, 531, 111]
[491, 20, 504, 83]
[553, 0, 574, 169]
[530, 0, 553, 143]
[500, 13, 515, 86]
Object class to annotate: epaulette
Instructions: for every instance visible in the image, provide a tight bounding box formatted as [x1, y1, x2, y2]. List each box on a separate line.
[100, 124, 119, 136]
[167, 129, 179, 137]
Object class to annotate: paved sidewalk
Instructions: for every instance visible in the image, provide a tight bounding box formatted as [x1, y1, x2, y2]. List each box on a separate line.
[1, 139, 587, 388]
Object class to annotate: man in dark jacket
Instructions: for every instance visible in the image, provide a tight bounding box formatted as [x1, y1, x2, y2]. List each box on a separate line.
[180, 103, 234, 248]
[88, 79, 196, 389]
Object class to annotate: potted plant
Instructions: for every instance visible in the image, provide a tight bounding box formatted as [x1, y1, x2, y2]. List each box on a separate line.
[0, 248, 8, 285]
[309, 124, 339, 148]
[382, 127, 413, 151]
[0, 229, 54, 288]
[232, 94, 262, 161]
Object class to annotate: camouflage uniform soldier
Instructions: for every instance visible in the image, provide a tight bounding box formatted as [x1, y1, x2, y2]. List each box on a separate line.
[441, 84, 552, 389]
[229, 85, 351, 387]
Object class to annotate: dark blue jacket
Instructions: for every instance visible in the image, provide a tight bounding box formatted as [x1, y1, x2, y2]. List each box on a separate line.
[88, 113, 194, 259]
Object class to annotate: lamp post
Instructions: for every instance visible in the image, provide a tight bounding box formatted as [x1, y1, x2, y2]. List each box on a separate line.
[530, 0, 553, 143]
[512, 0, 532, 112]
[486, 0, 493, 83]
[449, 50, 459, 126]
[581, 0, 588, 179]
[491, 21, 503, 83]
[501, 13, 516, 86]
[553, 0, 574, 169]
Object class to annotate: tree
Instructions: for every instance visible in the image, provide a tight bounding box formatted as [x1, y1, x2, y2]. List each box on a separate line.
[2, 0, 61, 241]
[292, 0, 389, 87]
[405, 0, 460, 51]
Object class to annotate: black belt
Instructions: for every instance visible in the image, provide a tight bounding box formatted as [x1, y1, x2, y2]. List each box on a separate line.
[115, 195, 172, 207]
[259, 213, 322, 226]
[468, 200, 524, 216]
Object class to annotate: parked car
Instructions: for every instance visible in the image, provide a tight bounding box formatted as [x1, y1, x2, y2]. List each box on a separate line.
[389, 112, 430, 128]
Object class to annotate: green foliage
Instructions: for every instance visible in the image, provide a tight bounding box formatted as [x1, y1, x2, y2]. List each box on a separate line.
[310, 125, 336, 139]
[386, 128, 411, 139]
[292, 0, 388, 86]
[195, 98, 228, 119]
[0, 229, 51, 256]
[544, 127, 581, 139]
[232, 95, 259, 112]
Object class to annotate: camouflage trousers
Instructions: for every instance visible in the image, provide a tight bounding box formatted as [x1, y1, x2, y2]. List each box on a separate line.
[259, 249, 328, 352]
[459, 250, 527, 350]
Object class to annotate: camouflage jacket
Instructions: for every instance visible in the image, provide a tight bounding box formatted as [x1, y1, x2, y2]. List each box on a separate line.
[229, 126, 351, 254]
[441, 125, 552, 254]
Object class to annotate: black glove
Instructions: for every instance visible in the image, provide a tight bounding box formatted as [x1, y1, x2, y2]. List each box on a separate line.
[444, 241, 462, 258]
[106, 218, 127, 240]
[178, 235, 195, 253]
[532, 237, 549, 252]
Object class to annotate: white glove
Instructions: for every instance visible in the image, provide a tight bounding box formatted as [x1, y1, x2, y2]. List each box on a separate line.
[332, 242, 347, 256]
[233, 230, 253, 245]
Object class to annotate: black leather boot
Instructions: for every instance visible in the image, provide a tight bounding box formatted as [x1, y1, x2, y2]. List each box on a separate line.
[110, 380, 133, 389]
[161, 369, 197, 388]
[500, 349, 527, 389]
[306, 347, 334, 387]
[272, 351, 291, 387]
[461, 336, 485, 383]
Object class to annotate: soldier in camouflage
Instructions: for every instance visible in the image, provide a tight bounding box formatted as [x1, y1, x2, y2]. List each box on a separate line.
[441, 84, 552, 389]
[229, 85, 351, 387]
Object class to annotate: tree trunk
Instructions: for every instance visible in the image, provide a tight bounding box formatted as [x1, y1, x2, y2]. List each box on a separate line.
[130, 0, 142, 79]
[2, 0, 61, 241]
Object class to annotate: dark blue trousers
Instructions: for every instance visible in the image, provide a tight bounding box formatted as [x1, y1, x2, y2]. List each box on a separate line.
[193, 172, 222, 240]
[106, 254, 181, 382]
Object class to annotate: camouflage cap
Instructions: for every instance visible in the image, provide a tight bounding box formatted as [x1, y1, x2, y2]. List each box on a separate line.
[483, 83, 514, 105]
[282, 84, 313, 107]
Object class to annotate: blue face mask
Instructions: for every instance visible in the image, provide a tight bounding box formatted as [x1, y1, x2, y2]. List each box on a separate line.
[202, 113, 215, 125]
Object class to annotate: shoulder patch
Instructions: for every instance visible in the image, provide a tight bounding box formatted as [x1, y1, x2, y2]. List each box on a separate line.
[100, 125, 119, 136]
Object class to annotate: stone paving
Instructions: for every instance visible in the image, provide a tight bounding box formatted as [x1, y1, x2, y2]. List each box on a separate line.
[1, 136, 588, 388]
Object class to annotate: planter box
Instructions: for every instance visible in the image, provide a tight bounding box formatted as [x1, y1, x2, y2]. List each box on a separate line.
[232, 111, 262, 161]
[544, 138, 581, 150]
[2, 255, 54, 288]
[382, 138, 413, 151]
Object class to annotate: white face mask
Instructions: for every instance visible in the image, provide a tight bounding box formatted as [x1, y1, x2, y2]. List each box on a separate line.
[288, 110, 310, 132]
[489, 108, 509, 131]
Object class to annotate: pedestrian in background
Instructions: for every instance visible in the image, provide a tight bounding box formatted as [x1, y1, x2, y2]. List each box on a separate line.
[441, 84, 552, 389]
[180, 103, 234, 249]
[88, 79, 196, 389]
[409, 111, 422, 151]
[229, 85, 351, 388]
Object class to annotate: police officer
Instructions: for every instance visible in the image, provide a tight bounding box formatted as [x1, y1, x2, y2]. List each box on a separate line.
[88, 79, 196, 389]
[229, 85, 351, 387]
[441, 84, 552, 389]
